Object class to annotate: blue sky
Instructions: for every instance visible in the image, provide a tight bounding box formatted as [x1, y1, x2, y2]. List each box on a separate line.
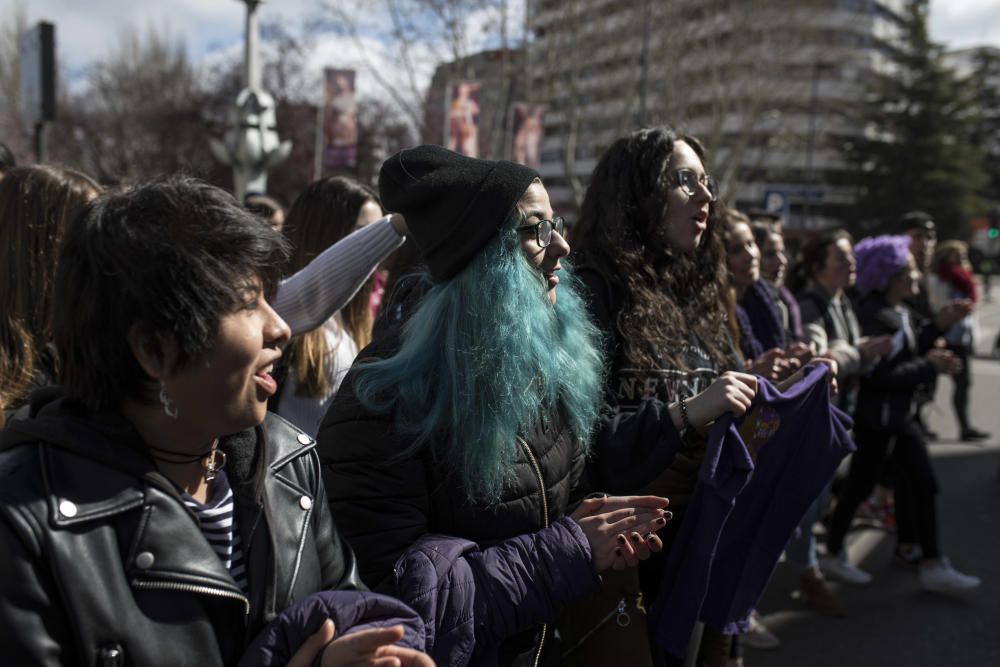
[5, 0, 999, 99]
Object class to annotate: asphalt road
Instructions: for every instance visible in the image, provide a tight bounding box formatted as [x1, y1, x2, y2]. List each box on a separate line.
[748, 283, 1000, 667]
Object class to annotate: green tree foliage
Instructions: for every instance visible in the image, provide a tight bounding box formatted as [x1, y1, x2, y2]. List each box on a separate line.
[845, 2, 986, 238]
[966, 49, 1000, 207]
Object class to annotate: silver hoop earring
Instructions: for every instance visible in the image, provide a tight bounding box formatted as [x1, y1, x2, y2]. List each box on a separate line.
[159, 382, 178, 419]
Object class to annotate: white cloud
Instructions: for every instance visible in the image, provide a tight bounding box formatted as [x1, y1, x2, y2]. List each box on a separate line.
[928, 0, 1000, 50]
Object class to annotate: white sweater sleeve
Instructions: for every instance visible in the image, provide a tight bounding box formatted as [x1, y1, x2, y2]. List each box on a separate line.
[274, 215, 406, 336]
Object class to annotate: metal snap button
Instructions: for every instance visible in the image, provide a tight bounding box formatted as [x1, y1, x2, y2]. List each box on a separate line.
[297, 433, 312, 445]
[299, 496, 313, 510]
[58, 500, 78, 518]
[135, 551, 155, 570]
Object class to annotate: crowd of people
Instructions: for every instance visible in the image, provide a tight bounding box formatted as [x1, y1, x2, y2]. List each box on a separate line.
[0, 125, 988, 667]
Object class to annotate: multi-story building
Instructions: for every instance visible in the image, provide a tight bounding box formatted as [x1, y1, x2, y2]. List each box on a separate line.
[526, 0, 917, 228]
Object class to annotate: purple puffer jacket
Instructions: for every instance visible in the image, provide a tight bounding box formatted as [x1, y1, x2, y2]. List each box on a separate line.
[393, 516, 600, 667]
[239, 590, 424, 667]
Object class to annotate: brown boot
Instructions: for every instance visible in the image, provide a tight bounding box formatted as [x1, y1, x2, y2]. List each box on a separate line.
[799, 568, 847, 618]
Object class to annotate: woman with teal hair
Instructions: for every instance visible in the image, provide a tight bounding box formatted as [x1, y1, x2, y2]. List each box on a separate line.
[318, 145, 672, 665]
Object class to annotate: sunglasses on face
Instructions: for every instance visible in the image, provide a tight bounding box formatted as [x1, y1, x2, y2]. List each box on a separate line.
[673, 168, 719, 202]
[516, 216, 565, 248]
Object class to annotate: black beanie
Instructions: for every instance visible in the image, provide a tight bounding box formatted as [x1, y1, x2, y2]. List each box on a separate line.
[379, 145, 540, 282]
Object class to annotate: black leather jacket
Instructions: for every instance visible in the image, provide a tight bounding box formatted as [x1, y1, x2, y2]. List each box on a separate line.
[0, 393, 363, 666]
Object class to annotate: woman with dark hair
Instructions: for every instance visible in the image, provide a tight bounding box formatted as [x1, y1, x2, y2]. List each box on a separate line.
[750, 219, 804, 344]
[571, 127, 844, 666]
[0, 165, 101, 418]
[320, 145, 672, 665]
[787, 230, 891, 414]
[822, 235, 979, 593]
[719, 206, 805, 380]
[0, 162, 405, 426]
[0, 175, 431, 666]
[571, 127, 775, 667]
[276, 176, 385, 435]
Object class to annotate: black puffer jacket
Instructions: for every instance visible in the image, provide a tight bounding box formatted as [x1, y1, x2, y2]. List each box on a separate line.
[0, 392, 363, 666]
[317, 329, 589, 666]
[853, 291, 943, 433]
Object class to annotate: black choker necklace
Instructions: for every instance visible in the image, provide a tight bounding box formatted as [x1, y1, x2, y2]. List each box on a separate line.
[147, 443, 227, 482]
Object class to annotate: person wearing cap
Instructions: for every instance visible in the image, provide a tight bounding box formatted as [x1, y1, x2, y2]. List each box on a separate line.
[899, 211, 941, 441]
[317, 145, 671, 665]
[822, 235, 980, 593]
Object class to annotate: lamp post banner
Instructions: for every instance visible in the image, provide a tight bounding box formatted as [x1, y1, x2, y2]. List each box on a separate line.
[323, 68, 358, 169]
[446, 81, 481, 158]
[511, 103, 544, 169]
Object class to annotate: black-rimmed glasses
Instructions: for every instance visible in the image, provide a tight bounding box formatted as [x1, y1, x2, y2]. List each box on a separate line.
[516, 216, 565, 248]
[674, 168, 719, 202]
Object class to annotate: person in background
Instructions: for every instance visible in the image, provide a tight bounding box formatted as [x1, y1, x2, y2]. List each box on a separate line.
[721, 207, 805, 381]
[787, 230, 891, 414]
[320, 145, 671, 665]
[750, 216, 804, 345]
[928, 240, 989, 441]
[899, 211, 939, 440]
[0, 165, 102, 420]
[719, 209, 846, 621]
[822, 235, 980, 594]
[0, 142, 15, 179]
[0, 175, 432, 666]
[274, 176, 384, 436]
[245, 192, 286, 232]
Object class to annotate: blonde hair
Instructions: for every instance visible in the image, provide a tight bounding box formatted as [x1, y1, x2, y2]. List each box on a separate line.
[931, 240, 969, 273]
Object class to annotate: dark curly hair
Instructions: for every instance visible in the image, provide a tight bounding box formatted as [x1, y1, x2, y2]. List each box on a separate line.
[571, 126, 733, 372]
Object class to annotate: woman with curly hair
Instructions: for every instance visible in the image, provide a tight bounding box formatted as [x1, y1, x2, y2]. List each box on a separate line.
[571, 127, 763, 666]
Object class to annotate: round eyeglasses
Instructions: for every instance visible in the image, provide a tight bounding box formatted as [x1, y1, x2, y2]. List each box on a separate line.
[516, 216, 565, 248]
[674, 168, 719, 202]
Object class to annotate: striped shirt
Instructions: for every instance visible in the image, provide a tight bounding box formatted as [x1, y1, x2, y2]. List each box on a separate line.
[182, 471, 249, 594]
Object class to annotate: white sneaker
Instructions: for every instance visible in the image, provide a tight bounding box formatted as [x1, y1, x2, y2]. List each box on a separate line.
[819, 550, 872, 585]
[919, 557, 981, 593]
[743, 609, 780, 650]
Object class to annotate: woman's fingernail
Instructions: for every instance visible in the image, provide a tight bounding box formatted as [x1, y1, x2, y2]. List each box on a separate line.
[665, 511, 674, 520]
[655, 517, 667, 526]
[617, 534, 627, 544]
[645, 533, 655, 541]
[630, 532, 642, 543]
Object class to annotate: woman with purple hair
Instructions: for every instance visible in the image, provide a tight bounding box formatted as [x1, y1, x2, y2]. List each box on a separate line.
[822, 235, 980, 593]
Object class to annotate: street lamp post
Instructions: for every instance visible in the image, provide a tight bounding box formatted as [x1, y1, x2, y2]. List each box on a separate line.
[210, 0, 291, 202]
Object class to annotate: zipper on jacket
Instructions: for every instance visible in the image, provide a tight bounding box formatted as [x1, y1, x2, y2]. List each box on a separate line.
[516, 435, 549, 529]
[516, 435, 549, 667]
[132, 580, 250, 616]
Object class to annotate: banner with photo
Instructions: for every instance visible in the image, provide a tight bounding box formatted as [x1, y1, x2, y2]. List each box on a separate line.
[445, 81, 481, 157]
[511, 104, 545, 169]
[323, 68, 358, 169]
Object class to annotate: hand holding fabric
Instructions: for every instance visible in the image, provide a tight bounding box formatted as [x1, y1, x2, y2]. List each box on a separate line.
[683, 372, 758, 432]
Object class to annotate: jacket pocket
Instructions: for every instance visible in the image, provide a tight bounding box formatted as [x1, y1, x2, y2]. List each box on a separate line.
[558, 569, 654, 667]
